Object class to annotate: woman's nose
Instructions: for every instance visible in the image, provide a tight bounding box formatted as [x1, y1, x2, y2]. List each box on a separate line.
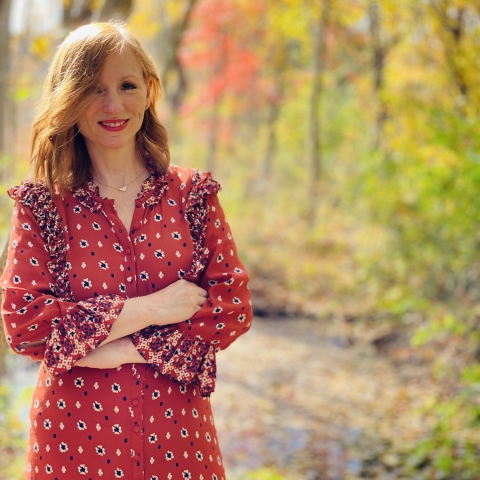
[102, 89, 123, 114]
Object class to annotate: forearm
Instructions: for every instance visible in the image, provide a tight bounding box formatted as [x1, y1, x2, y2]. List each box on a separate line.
[99, 280, 206, 348]
[76, 336, 147, 368]
[99, 296, 151, 346]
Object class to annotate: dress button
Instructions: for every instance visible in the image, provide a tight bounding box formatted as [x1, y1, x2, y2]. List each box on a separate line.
[126, 248, 131, 255]
[133, 425, 140, 433]
[132, 398, 139, 406]
[133, 454, 140, 461]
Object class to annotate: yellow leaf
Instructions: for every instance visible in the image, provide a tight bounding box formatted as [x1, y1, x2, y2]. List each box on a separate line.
[30, 36, 50, 60]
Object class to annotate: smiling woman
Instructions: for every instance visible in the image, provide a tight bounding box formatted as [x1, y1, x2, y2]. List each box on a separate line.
[31, 22, 169, 195]
[0, 22, 252, 480]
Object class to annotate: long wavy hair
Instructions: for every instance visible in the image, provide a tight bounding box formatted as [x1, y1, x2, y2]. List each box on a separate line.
[31, 22, 170, 193]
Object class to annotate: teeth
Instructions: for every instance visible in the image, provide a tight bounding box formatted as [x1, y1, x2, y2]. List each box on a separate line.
[102, 121, 126, 127]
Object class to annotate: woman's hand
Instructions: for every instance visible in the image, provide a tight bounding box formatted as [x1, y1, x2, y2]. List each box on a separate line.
[76, 337, 146, 369]
[99, 280, 208, 346]
[145, 279, 208, 326]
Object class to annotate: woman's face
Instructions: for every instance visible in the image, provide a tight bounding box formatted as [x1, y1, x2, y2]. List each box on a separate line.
[77, 48, 151, 158]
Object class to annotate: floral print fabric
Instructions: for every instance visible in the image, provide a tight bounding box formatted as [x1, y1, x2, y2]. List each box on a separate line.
[0, 165, 253, 479]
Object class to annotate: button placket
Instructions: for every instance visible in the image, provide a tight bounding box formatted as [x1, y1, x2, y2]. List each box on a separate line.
[103, 204, 139, 298]
[97, 205, 135, 297]
[126, 202, 147, 297]
[130, 200, 143, 234]
[130, 365, 145, 480]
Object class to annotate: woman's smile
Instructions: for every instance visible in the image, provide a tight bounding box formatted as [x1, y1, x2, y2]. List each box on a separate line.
[98, 119, 130, 131]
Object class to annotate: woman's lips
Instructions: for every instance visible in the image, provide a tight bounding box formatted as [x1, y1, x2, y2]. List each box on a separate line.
[98, 119, 129, 132]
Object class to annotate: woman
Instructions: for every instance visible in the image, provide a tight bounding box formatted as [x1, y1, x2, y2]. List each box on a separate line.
[0, 22, 252, 480]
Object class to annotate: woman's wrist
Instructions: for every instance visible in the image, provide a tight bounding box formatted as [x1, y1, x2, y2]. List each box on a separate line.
[118, 296, 152, 330]
[116, 336, 147, 364]
[76, 337, 147, 368]
[123, 295, 176, 328]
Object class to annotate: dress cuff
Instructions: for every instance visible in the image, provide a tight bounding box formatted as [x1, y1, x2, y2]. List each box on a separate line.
[43, 294, 125, 378]
[131, 326, 217, 397]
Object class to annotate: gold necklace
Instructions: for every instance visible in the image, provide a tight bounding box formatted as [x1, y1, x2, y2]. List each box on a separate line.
[94, 168, 147, 192]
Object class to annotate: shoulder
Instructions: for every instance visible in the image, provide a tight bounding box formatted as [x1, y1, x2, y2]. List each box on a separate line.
[166, 164, 222, 200]
[7, 180, 62, 235]
[8, 180, 53, 206]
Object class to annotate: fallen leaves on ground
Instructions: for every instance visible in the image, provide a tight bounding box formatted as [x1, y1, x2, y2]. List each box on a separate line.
[213, 318, 442, 479]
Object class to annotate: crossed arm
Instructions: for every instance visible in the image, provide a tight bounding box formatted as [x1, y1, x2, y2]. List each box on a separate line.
[75, 280, 207, 369]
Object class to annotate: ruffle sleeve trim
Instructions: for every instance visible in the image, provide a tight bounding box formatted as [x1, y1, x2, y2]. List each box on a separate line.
[44, 294, 125, 377]
[131, 326, 216, 397]
[183, 170, 221, 282]
[8, 182, 74, 302]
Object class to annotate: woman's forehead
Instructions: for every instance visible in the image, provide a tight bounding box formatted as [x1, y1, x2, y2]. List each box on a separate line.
[97, 49, 144, 79]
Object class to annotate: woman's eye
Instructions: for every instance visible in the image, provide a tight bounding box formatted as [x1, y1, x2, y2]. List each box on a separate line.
[95, 87, 104, 94]
[122, 82, 136, 90]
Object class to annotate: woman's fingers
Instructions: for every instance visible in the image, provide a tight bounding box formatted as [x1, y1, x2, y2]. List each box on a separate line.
[145, 280, 211, 325]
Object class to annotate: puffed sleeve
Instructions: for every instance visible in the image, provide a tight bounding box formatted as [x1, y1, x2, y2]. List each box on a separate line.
[131, 172, 253, 396]
[0, 183, 125, 377]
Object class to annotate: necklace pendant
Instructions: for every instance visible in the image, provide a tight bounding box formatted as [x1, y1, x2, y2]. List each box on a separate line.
[119, 186, 127, 192]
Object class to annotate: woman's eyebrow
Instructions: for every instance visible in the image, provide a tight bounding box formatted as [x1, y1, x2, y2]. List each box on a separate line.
[119, 75, 141, 81]
[97, 75, 140, 83]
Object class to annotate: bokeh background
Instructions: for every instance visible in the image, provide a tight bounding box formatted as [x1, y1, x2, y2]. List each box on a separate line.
[1, 0, 480, 479]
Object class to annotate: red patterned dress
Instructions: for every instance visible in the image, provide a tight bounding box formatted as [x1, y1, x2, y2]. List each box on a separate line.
[0, 165, 252, 480]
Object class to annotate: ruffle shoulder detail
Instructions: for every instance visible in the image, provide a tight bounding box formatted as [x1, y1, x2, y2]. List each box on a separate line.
[185, 170, 221, 210]
[8, 180, 49, 201]
[182, 170, 221, 282]
[8, 181, 74, 302]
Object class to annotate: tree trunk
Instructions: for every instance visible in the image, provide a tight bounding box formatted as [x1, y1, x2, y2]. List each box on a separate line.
[431, 4, 468, 114]
[98, 0, 134, 22]
[62, 0, 94, 29]
[256, 75, 284, 196]
[205, 101, 221, 175]
[369, 0, 388, 151]
[0, 0, 12, 376]
[205, 25, 228, 175]
[62, 0, 132, 27]
[0, 0, 12, 160]
[307, 0, 329, 225]
[0, 233, 10, 376]
[162, 0, 200, 112]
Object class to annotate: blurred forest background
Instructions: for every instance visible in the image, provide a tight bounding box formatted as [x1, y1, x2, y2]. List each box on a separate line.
[1, 0, 480, 479]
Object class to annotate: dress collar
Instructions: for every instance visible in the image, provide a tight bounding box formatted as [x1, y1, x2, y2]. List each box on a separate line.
[71, 165, 170, 211]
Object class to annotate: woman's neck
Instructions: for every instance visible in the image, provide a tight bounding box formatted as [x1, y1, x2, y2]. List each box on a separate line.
[89, 148, 145, 188]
